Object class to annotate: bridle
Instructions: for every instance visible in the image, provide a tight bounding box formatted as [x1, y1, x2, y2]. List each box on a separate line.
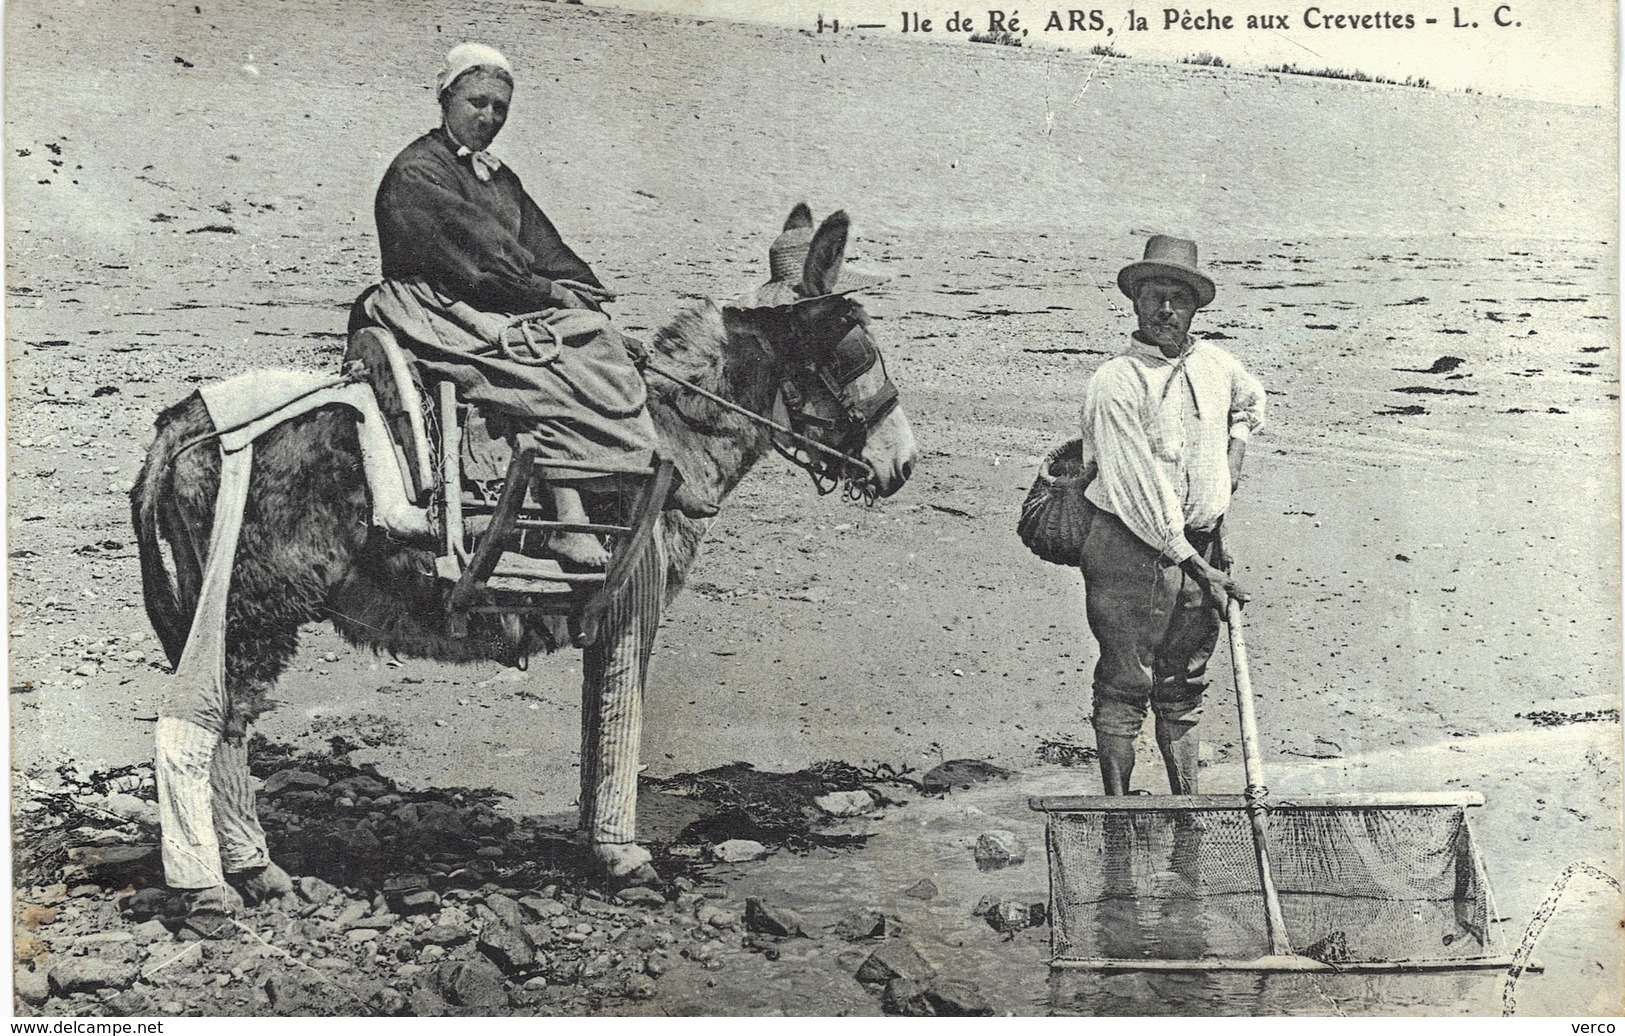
[643, 299, 900, 504]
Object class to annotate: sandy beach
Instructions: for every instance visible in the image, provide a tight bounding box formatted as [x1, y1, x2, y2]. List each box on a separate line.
[6, 0, 1620, 1016]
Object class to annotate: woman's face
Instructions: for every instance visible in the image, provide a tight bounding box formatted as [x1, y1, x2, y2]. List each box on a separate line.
[441, 70, 512, 152]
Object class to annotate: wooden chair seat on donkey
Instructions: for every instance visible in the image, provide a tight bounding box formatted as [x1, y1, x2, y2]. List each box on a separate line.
[342, 323, 674, 649]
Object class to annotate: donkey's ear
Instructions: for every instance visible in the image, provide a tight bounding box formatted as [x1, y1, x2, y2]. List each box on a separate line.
[783, 202, 814, 232]
[802, 210, 850, 298]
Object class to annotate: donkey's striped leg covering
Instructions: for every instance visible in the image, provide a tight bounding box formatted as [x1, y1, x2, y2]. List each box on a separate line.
[156, 716, 228, 889]
[579, 529, 666, 846]
[212, 732, 270, 873]
[156, 720, 272, 887]
[154, 441, 269, 887]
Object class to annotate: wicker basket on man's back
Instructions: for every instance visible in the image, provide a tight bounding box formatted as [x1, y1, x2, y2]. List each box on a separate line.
[1016, 438, 1098, 567]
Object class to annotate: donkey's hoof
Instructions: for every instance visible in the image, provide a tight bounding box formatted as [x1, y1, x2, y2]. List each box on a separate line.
[594, 843, 661, 888]
[228, 862, 293, 906]
[177, 884, 243, 936]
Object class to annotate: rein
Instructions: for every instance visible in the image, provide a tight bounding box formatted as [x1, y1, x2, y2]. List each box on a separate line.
[641, 356, 882, 505]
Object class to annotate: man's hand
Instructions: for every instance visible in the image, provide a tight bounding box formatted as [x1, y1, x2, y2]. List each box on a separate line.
[1182, 553, 1251, 608]
[1227, 436, 1247, 493]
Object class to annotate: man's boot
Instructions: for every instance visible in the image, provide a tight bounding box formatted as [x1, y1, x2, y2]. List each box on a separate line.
[1095, 733, 1138, 795]
[1154, 716, 1200, 795]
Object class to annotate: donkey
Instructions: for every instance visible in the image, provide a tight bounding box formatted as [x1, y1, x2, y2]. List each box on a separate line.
[130, 207, 917, 896]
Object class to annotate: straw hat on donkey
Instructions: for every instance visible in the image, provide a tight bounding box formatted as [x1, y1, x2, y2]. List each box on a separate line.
[752, 203, 890, 308]
[1117, 234, 1217, 310]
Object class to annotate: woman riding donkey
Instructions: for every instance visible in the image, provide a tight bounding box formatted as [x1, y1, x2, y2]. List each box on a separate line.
[355, 42, 715, 567]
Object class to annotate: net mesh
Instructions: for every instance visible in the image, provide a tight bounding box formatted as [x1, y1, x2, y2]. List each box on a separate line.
[1045, 804, 1496, 964]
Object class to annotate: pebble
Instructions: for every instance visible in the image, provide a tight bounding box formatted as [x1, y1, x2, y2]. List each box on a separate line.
[435, 959, 509, 1009]
[130, 919, 171, 943]
[973, 830, 1027, 868]
[709, 839, 768, 863]
[262, 769, 329, 796]
[15, 968, 50, 1006]
[48, 957, 138, 995]
[521, 896, 567, 920]
[616, 887, 666, 908]
[902, 878, 939, 900]
[744, 897, 807, 938]
[813, 789, 877, 817]
[855, 940, 936, 985]
[334, 900, 370, 928]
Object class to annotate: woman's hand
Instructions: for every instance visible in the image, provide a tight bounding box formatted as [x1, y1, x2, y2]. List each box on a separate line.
[555, 279, 617, 305]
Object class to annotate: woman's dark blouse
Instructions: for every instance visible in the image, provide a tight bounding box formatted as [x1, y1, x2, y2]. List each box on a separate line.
[374, 128, 602, 314]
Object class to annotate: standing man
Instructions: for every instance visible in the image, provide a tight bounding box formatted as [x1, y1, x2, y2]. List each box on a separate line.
[1080, 235, 1267, 795]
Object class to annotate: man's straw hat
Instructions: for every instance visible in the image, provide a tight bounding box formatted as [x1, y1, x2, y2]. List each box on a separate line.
[1117, 235, 1217, 309]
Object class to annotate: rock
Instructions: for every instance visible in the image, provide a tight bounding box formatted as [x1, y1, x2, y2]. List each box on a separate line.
[372, 988, 408, 1015]
[381, 873, 429, 912]
[476, 909, 537, 972]
[519, 896, 567, 921]
[882, 977, 933, 1016]
[526, 896, 572, 922]
[329, 775, 389, 798]
[923, 978, 995, 1016]
[129, 919, 172, 943]
[391, 801, 469, 845]
[47, 958, 138, 995]
[106, 987, 159, 1014]
[181, 913, 235, 941]
[14, 967, 50, 1006]
[331, 826, 382, 856]
[100, 793, 158, 825]
[855, 940, 936, 985]
[346, 912, 399, 931]
[834, 909, 902, 941]
[709, 839, 768, 863]
[624, 973, 657, 1000]
[576, 897, 634, 919]
[902, 878, 938, 900]
[836, 949, 868, 971]
[921, 759, 1014, 794]
[407, 986, 450, 1015]
[744, 898, 807, 938]
[973, 831, 1027, 868]
[63, 844, 159, 886]
[118, 887, 171, 921]
[262, 769, 329, 796]
[480, 893, 524, 928]
[705, 909, 738, 929]
[400, 890, 441, 915]
[616, 929, 659, 951]
[334, 900, 370, 929]
[296, 875, 339, 906]
[972, 894, 1000, 918]
[477, 923, 537, 972]
[347, 928, 380, 942]
[415, 923, 473, 947]
[984, 899, 1043, 934]
[616, 887, 666, 907]
[813, 789, 877, 817]
[435, 959, 509, 1008]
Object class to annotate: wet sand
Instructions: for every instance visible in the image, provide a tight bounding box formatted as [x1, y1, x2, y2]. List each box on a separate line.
[6, 0, 1620, 1015]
